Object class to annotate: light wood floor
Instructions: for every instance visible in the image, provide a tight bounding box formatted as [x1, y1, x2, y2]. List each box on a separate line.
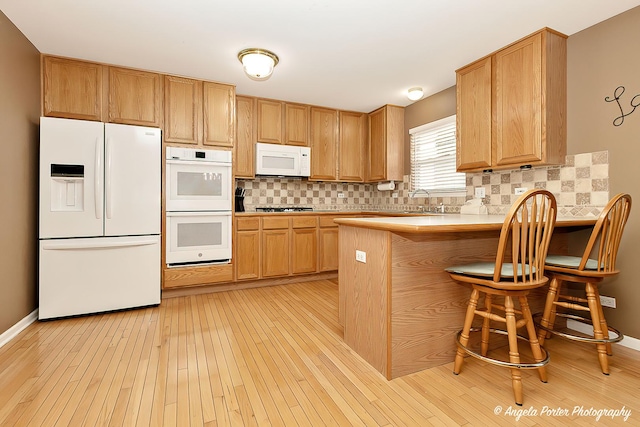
[1, 279, 639, 426]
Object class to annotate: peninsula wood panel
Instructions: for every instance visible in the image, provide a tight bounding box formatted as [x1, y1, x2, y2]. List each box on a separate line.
[285, 103, 309, 146]
[339, 225, 390, 377]
[42, 56, 103, 121]
[257, 99, 283, 144]
[338, 111, 366, 181]
[108, 66, 162, 127]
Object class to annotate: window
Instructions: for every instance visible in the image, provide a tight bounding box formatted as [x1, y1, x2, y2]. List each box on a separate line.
[409, 115, 465, 195]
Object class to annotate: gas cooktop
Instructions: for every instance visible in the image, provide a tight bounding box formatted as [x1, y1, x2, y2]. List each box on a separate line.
[255, 207, 314, 212]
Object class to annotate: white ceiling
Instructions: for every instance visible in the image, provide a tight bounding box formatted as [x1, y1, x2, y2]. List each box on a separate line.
[2, 0, 640, 112]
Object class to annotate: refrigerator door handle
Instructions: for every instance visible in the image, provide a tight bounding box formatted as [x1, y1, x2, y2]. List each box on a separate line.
[105, 137, 112, 219]
[41, 237, 158, 251]
[95, 137, 103, 219]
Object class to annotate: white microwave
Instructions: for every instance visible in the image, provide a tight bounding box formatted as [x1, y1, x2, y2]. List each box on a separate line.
[255, 142, 311, 177]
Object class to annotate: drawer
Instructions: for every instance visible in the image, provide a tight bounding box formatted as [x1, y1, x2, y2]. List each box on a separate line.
[319, 216, 341, 228]
[292, 216, 317, 229]
[236, 217, 260, 231]
[262, 217, 290, 230]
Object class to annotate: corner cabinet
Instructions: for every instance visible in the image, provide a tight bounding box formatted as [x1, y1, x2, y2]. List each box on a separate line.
[456, 28, 567, 172]
[367, 105, 404, 182]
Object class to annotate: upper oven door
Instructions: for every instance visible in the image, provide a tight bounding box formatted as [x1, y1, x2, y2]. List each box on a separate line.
[166, 159, 232, 211]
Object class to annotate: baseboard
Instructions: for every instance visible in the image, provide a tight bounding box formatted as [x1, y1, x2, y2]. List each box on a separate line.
[0, 309, 39, 349]
[567, 319, 640, 351]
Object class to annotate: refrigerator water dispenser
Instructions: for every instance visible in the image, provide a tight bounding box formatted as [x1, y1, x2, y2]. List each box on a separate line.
[50, 164, 84, 212]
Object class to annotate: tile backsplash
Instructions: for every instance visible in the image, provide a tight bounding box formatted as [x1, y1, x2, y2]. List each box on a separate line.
[236, 151, 609, 217]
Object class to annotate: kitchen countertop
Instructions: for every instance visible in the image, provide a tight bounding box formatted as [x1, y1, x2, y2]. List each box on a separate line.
[334, 213, 597, 233]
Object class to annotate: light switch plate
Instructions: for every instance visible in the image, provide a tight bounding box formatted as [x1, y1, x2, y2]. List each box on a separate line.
[515, 187, 527, 195]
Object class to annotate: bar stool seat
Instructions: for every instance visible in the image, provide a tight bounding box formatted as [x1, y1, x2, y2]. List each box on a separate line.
[446, 189, 557, 406]
[536, 193, 632, 375]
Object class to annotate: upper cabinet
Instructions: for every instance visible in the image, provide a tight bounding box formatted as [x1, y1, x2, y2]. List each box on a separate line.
[338, 111, 366, 182]
[164, 76, 201, 144]
[108, 67, 162, 127]
[235, 96, 256, 178]
[310, 107, 338, 181]
[42, 56, 103, 121]
[164, 76, 236, 147]
[285, 103, 309, 146]
[257, 99, 283, 144]
[456, 28, 567, 172]
[367, 105, 404, 182]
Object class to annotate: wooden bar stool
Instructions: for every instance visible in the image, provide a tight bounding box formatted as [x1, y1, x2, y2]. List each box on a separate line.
[536, 193, 632, 375]
[446, 189, 557, 406]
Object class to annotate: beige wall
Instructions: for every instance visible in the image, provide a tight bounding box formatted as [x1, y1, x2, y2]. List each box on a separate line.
[0, 12, 40, 335]
[403, 7, 640, 339]
[566, 6, 640, 339]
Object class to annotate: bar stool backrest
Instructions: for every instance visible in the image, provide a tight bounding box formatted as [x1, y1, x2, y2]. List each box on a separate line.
[493, 189, 557, 283]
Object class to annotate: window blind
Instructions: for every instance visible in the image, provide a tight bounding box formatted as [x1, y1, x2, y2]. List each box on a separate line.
[409, 115, 465, 194]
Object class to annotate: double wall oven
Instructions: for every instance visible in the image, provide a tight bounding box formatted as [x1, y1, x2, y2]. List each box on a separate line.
[165, 147, 232, 266]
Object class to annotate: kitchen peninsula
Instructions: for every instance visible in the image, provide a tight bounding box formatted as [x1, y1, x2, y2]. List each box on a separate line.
[335, 214, 596, 380]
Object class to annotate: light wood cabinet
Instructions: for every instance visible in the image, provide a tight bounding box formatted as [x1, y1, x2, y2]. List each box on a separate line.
[456, 28, 567, 172]
[291, 217, 317, 274]
[285, 103, 309, 146]
[42, 56, 103, 121]
[318, 216, 341, 272]
[108, 67, 162, 127]
[257, 99, 283, 144]
[235, 96, 256, 178]
[310, 107, 338, 181]
[367, 105, 404, 182]
[203, 82, 235, 147]
[235, 217, 260, 280]
[339, 111, 367, 182]
[261, 217, 290, 277]
[164, 75, 201, 144]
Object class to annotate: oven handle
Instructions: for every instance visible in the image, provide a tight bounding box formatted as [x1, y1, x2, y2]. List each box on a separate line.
[166, 211, 231, 217]
[166, 159, 232, 167]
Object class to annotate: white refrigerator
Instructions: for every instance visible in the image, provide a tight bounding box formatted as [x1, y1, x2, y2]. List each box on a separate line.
[39, 117, 161, 319]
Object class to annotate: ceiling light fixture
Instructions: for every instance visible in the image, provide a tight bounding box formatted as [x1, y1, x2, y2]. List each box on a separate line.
[237, 48, 279, 81]
[407, 87, 424, 101]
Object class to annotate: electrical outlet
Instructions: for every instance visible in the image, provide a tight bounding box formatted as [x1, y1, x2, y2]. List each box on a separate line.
[392, 192, 398, 198]
[337, 192, 345, 198]
[355, 250, 367, 263]
[515, 187, 527, 195]
[474, 187, 485, 198]
[600, 295, 616, 308]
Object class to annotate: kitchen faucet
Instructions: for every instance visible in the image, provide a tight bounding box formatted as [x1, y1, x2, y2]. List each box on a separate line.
[409, 188, 431, 212]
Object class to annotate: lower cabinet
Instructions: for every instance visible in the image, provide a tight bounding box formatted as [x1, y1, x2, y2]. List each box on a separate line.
[261, 216, 291, 278]
[318, 216, 340, 272]
[291, 217, 317, 274]
[235, 217, 260, 280]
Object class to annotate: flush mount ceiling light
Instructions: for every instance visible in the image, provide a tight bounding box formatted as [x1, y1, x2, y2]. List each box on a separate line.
[407, 87, 424, 101]
[237, 48, 279, 81]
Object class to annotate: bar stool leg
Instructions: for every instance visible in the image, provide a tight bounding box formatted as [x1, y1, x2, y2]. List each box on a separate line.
[585, 282, 610, 375]
[481, 294, 493, 357]
[538, 276, 561, 346]
[519, 296, 548, 383]
[592, 286, 613, 356]
[454, 288, 480, 375]
[505, 296, 523, 405]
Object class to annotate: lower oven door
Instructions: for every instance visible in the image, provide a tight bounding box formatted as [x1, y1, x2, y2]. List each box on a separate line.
[166, 211, 232, 266]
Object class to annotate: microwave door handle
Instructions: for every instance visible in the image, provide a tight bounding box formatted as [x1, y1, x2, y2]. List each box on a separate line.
[94, 137, 103, 219]
[105, 137, 112, 219]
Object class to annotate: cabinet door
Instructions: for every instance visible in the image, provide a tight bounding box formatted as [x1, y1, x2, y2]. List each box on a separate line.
[292, 228, 317, 274]
[257, 99, 283, 144]
[494, 32, 543, 166]
[164, 76, 202, 144]
[285, 103, 309, 146]
[262, 230, 290, 277]
[318, 227, 339, 272]
[235, 96, 256, 178]
[456, 58, 492, 171]
[203, 82, 235, 147]
[236, 230, 260, 280]
[368, 107, 386, 182]
[310, 107, 338, 181]
[42, 56, 103, 121]
[108, 67, 162, 127]
[339, 111, 366, 182]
